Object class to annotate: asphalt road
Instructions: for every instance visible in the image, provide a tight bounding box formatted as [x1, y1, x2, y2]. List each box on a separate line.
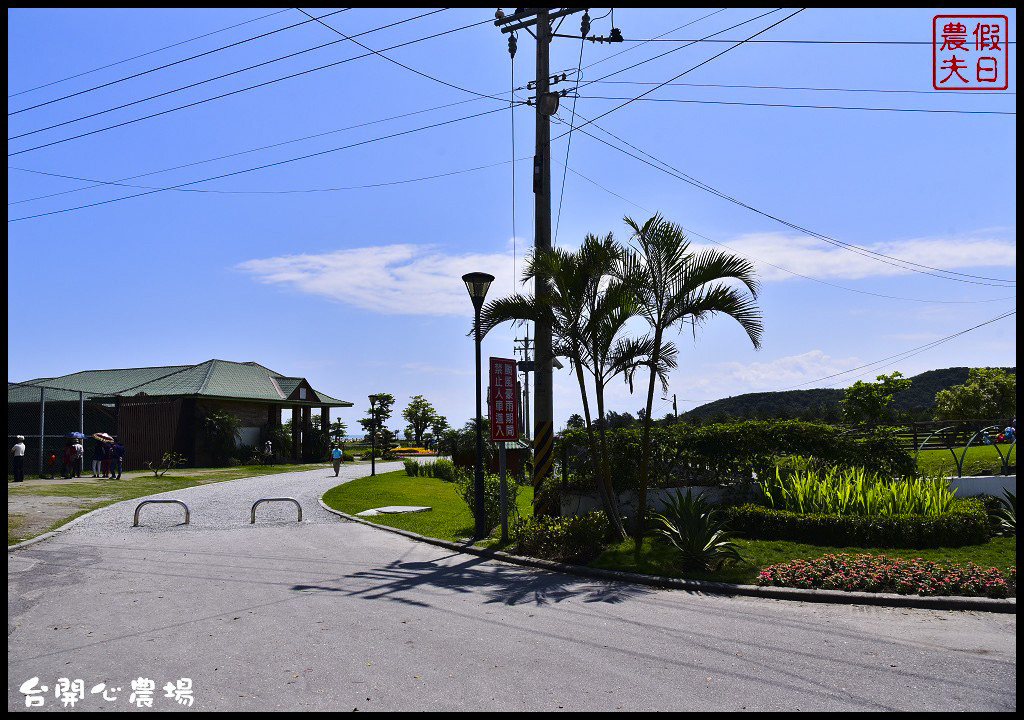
[7, 465, 1017, 712]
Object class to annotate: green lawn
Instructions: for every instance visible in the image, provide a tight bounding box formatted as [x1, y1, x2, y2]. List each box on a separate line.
[322, 470, 533, 546]
[322, 469, 1017, 585]
[916, 442, 1015, 477]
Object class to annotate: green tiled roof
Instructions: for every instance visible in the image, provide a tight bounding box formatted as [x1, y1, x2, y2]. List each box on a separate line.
[9, 360, 352, 407]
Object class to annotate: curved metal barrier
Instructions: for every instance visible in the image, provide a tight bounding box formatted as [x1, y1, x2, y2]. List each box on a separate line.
[251, 497, 303, 524]
[133, 499, 190, 527]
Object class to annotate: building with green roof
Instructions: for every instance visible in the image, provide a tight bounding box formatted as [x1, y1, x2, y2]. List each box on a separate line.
[8, 360, 352, 474]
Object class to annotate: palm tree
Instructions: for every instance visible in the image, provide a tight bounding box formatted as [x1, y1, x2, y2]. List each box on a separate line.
[478, 238, 633, 535]
[619, 213, 763, 555]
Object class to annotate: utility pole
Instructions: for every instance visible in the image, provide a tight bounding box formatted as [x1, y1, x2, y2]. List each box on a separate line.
[496, 7, 585, 517]
[514, 328, 533, 440]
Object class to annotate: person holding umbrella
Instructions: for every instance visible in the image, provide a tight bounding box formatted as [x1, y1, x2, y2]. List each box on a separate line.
[91, 433, 113, 477]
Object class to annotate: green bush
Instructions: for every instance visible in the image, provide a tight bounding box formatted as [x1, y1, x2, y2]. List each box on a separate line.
[510, 512, 611, 563]
[403, 459, 420, 476]
[648, 489, 745, 571]
[557, 420, 916, 493]
[760, 464, 956, 518]
[455, 471, 520, 533]
[720, 498, 989, 548]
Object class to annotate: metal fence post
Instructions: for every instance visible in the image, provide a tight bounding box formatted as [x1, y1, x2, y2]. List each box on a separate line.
[38, 387, 45, 477]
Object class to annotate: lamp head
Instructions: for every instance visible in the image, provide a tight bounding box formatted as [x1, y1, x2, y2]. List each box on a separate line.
[462, 271, 495, 310]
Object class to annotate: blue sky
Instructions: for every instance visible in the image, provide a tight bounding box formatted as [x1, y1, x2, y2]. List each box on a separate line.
[7, 8, 1017, 436]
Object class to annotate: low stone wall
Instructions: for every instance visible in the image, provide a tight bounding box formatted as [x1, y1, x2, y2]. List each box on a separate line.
[561, 475, 1017, 517]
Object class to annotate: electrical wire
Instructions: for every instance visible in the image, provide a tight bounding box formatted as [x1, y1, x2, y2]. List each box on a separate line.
[776, 311, 1016, 391]
[8, 9, 353, 116]
[8, 9, 453, 143]
[575, 95, 1015, 116]
[551, 105, 1015, 287]
[553, 31, 586, 247]
[8, 104, 520, 222]
[590, 80, 1016, 96]
[7, 8, 291, 99]
[9, 97, 486, 206]
[295, 8, 509, 102]
[8, 13, 499, 157]
[552, 149, 1015, 306]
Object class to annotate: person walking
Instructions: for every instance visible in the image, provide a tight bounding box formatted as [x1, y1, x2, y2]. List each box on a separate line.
[110, 437, 125, 480]
[10, 435, 26, 483]
[331, 445, 343, 476]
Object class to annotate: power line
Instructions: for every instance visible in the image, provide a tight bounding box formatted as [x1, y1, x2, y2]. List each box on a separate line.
[8, 155, 531, 195]
[553, 150, 1015, 306]
[776, 310, 1016, 391]
[295, 8, 508, 102]
[8, 97, 486, 206]
[7, 8, 291, 99]
[590, 80, 1016, 96]
[575, 95, 1015, 116]
[8, 104, 519, 222]
[8, 13, 498, 157]
[585, 36, 1019, 45]
[8, 9, 353, 116]
[8, 9, 453, 143]
[552, 9, 805, 144]
[553, 107, 1015, 287]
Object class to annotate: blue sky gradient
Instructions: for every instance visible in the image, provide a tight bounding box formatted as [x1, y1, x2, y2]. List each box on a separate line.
[7, 8, 1016, 433]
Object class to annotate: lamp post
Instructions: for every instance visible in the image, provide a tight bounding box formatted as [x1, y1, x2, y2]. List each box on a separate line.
[368, 394, 380, 477]
[462, 271, 494, 540]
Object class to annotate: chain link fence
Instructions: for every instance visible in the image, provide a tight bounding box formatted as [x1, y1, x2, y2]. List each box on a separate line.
[8, 381, 117, 479]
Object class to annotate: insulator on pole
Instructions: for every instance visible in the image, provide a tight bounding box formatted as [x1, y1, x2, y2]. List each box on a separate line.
[508, 32, 517, 59]
[580, 11, 590, 38]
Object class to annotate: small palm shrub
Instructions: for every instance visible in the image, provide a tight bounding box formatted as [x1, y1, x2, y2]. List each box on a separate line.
[510, 512, 611, 563]
[990, 489, 1016, 536]
[648, 489, 745, 571]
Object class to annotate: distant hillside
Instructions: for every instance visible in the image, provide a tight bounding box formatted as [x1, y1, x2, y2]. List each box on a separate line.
[681, 367, 1015, 422]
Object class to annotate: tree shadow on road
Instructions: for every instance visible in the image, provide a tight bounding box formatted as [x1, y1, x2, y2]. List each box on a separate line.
[291, 553, 655, 607]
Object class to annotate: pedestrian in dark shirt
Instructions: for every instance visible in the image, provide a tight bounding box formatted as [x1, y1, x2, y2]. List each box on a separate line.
[111, 437, 125, 480]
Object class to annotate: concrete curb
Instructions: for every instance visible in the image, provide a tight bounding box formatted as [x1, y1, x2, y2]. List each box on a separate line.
[317, 497, 1017, 614]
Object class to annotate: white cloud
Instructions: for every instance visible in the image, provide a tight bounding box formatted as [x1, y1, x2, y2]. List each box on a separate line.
[690, 229, 1016, 282]
[237, 244, 523, 316]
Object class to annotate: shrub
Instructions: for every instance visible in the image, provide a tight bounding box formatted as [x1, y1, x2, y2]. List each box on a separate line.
[510, 512, 611, 563]
[429, 457, 458, 482]
[403, 459, 420, 477]
[760, 464, 956, 518]
[720, 498, 989, 548]
[648, 489, 745, 571]
[456, 471, 520, 533]
[557, 420, 916, 493]
[990, 489, 1016, 536]
[757, 554, 1015, 598]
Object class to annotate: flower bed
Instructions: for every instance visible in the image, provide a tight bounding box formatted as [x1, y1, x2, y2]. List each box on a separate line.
[757, 553, 1016, 598]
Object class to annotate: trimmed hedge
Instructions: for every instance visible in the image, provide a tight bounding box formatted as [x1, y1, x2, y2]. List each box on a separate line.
[510, 511, 611, 563]
[720, 498, 989, 549]
[557, 420, 916, 493]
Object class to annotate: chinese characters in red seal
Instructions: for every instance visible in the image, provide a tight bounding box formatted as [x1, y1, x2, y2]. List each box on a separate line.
[934, 15, 1009, 90]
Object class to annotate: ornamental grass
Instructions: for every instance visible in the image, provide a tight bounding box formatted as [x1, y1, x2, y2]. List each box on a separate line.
[757, 553, 1016, 599]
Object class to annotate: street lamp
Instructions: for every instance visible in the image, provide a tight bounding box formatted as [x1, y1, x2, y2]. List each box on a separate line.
[368, 394, 380, 477]
[462, 271, 494, 540]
